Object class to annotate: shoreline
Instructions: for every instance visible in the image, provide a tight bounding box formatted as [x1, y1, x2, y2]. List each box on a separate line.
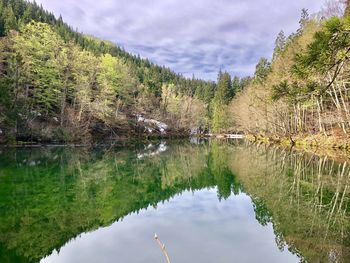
[245, 134, 350, 161]
[0, 132, 191, 148]
[3, 133, 350, 158]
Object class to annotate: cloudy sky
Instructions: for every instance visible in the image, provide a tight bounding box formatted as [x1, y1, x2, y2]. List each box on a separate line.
[34, 0, 324, 80]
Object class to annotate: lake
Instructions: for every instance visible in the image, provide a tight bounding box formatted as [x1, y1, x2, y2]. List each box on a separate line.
[0, 140, 349, 262]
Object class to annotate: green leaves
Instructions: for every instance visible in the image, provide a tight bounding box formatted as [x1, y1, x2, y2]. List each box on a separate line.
[3, 3, 17, 34]
[214, 71, 233, 105]
[93, 54, 138, 122]
[273, 16, 350, 103]
[271, 80, 317, 103]
[210, 71, 234, 133]
[254, 58, 271, 84]
[13, 22, 64, 113]
[0, 0, 217, 141]
[294, 17, 350, 77]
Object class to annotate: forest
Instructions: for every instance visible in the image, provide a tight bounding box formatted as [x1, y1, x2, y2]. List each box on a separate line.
[0, 0, 247, 143]
[230, 0, 350, 148]
[0, 2, 349, 261]
[1, 0, 350, 146]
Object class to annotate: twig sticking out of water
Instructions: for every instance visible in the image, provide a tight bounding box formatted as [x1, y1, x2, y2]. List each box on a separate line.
[154, 233, 171, 263]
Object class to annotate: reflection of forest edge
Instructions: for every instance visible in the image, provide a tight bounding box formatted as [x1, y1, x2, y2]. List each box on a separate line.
[0, 140, 349, 262]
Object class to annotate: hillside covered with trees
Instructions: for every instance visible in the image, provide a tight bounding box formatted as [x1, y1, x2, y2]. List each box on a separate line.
[229, 0, 350, 148]
[2, 0, 349, 147]
[0, 0, 248, 144]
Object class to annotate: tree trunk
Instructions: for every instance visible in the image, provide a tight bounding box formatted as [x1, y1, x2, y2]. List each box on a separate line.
[316, 98, 324, 134]
[60, 87, 67, 127]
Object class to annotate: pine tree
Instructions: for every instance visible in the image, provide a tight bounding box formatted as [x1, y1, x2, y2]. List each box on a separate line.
[273, 30, 286, 60]
[211, 103, 229, 133]
[0, 0, 4, 36]
[12, 0, 25, 18]
[21, 4, 34, 24]
[202, 82, 216, 104]
[3, 4, 17, 34]
[254, 58, 271, 83]
[297, 9, 309, 35]
[214, 71, 233, 105]
[211, 71, 233, 133]
[232, 76, 240, 94]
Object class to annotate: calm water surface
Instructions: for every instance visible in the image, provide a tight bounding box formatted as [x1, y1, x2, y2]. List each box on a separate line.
[0, 140, 349, 262]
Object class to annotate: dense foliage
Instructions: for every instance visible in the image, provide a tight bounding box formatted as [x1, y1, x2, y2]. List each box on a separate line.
[3, 0, 349, 142]
[229, 2, 350, 142]
[0, 0, 249, 143]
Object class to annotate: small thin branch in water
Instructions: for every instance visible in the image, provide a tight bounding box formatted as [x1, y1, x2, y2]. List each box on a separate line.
[154, 233, 171, 263]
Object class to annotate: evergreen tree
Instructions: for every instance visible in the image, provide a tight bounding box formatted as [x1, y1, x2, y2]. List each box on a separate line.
[3, 4, 17, 34]
[273, 30, 286, 60]
[254, 58, 271, 83]
[21, 4, 33, 24]
[211, 104, 229, 133]
[297, 8, 309, 35]
[0, 1, 4, 36]
[239, 76, 252, 89]
[232, 76, 240, 94]
[214, 71, 233, 105]
[12, 0, 25, 18]
[211, 71, 233, 133]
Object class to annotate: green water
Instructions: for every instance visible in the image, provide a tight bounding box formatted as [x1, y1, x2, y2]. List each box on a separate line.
[0, 140, 349, 262]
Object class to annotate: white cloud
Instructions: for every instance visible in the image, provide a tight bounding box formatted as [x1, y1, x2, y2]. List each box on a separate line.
[35, 0, 324, 80]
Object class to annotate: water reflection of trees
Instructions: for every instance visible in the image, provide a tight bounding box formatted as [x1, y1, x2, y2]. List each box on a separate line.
[1, 141, 349, 262]
[0, 142, 240, 262]
[226, 141, 350, 263]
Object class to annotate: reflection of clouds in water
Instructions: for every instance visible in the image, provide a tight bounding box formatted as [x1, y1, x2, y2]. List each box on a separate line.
[41, 189, 299, 263]
[137, 142, 168, 159]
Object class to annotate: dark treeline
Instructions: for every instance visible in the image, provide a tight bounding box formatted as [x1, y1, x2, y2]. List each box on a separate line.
[0, 0, 250, 143]
[0, 0, 213, 97]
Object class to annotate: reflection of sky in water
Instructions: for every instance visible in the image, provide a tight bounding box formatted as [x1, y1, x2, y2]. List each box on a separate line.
[41, 188, 299, 263]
